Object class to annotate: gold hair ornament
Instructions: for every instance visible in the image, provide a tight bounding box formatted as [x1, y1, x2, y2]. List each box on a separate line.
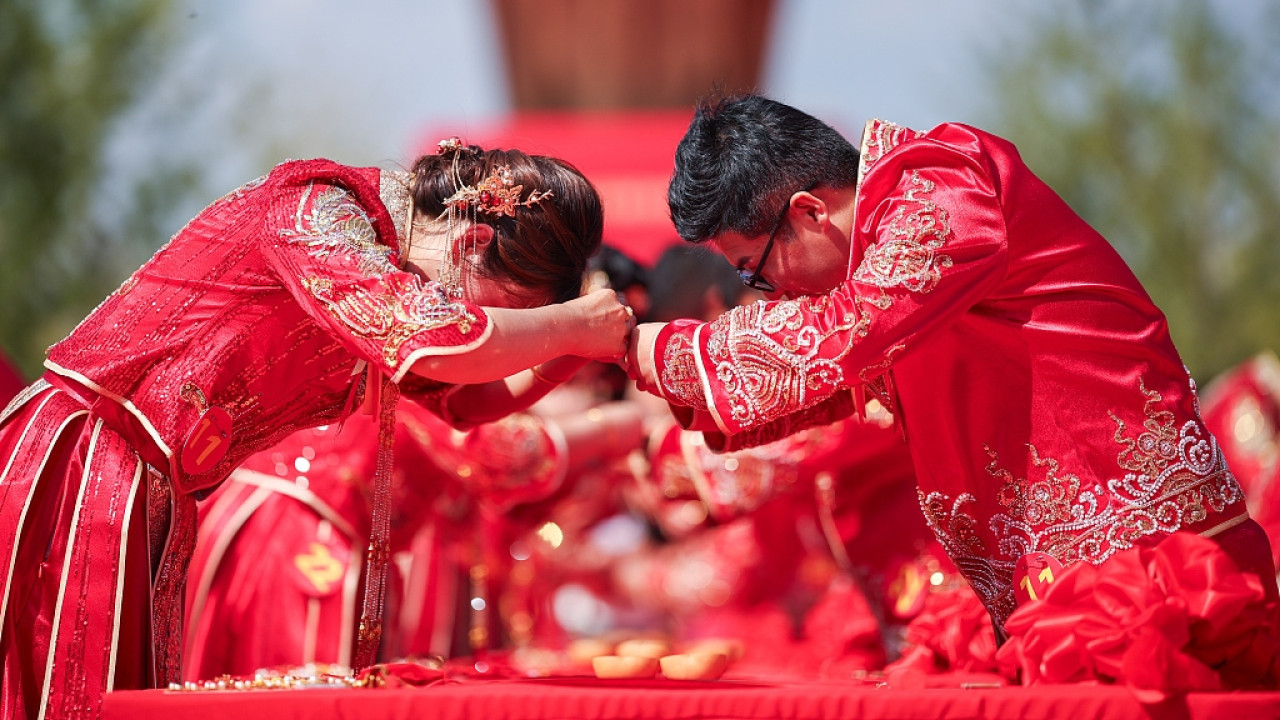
[442, 164, 554, 218]
[431, 137, 554, 297]
[436, 137, 554, 217]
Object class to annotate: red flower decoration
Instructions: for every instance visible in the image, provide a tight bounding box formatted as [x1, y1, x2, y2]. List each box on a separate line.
[997, 531, 1280, 702]
[885, 585, 998, 674]
[801, 577, 885, 671]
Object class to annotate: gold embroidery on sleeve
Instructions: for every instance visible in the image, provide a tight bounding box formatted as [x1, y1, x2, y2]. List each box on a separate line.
[284, 182, 478, 365]
[706, 298, 860, 429]
[283, 184, 400, 277]
[660, 332, 707, 409]
[302, 276, 477, 367]
[851, 171, 954, 293]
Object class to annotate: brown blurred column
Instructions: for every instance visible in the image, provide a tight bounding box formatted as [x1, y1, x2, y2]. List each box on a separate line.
[492, 0, 776, 110]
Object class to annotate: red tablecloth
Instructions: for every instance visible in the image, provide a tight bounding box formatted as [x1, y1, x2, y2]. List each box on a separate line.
[102, 676, 1280, 720]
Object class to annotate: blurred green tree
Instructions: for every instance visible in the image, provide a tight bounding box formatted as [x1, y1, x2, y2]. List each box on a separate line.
[980, 0, 1280, 382]
[0, 0, 181, 378]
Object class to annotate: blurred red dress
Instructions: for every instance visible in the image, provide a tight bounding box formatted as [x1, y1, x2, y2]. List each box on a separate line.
[184, 404, 569, 679]
[629, 409, 950, 675]
[647, 120, 1274, 640]
[1201, 352, 1280, 574]
[0, 159, 490, 719]
[0, 353, 24, 406]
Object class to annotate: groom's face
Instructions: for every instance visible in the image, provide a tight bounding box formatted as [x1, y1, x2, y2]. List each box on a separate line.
[710, 189, 854, 300]
[711, 229, 848, 301]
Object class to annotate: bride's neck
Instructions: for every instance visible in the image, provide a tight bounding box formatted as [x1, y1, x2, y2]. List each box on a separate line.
[403, 217, 450, 280]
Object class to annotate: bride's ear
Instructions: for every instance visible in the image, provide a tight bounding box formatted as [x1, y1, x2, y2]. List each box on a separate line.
[453, 223, 495, 261]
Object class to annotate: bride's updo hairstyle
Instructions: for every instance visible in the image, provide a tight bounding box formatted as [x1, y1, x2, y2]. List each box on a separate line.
[410, 142, 604, 304]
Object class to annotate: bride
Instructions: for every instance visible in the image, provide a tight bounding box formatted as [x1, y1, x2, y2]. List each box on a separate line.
[0, 137, 632, 719]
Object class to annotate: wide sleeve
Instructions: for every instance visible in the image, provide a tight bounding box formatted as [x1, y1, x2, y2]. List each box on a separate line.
[651, 143, 1009, 442]
[258, 162, 492, 383]
[408, 410, 569, 515]
[641, 414, 871, 528]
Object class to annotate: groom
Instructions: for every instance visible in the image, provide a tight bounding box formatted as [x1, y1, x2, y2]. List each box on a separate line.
[625, 94, 1276, 638]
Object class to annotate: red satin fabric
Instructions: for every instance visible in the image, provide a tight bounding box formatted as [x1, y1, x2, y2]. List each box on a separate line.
[885, 585, 998, 676]
[997, 531, 1280, 702]
[0, 385, 159, 720]
[649, 119, 1267, 632]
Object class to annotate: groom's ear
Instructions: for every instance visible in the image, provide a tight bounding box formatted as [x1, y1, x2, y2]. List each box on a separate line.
[790, 190, 828, 228]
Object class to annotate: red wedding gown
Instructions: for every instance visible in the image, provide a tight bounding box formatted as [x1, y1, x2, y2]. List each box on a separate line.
[183, 403, 570, 679]
[0, 159, 491, 719]
[1201, 352, 1280, 575]
[646, 120, 1277, 636]
[0, 353, 24, 408]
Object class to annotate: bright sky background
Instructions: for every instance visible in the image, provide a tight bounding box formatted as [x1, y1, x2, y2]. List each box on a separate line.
[105, 1, 1028, 205]
[101, 0, 1271, 234]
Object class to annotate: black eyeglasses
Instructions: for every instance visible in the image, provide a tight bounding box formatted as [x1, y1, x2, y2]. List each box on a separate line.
[737, 202, 789, 294]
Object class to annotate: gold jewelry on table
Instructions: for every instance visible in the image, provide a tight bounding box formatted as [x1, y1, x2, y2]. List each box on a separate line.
[168, 674, 364, 691]
[165, 656, 447, 692]
[167, 663, 363, 691]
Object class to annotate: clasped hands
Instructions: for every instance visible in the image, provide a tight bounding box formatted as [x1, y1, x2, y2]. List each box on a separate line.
[570, 288, 658, 389]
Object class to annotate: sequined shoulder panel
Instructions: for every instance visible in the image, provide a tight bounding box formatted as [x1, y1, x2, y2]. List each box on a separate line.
[857, 119, 925, 189]
[850, 171, 954, 294]
[282, 181, 483, 373]
[379, 169, 413, 263]
[281, 182, 400, 276]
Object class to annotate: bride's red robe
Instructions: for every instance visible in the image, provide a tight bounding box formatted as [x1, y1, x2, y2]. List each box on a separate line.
[0, 159, 490, 719]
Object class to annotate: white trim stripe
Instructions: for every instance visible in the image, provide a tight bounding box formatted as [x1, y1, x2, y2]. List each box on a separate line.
[42, 360, 174, 459]
[691, 325, 730, 434]
[105, 458, 144, 691]
[36, 419, 103, 720]
[0, 395, 81, 650]
[391, 319, 495, 384]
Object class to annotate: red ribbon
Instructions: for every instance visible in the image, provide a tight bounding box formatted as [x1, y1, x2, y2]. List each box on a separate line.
[885, 586, 998, 674]
[997, 532, 1280, 702]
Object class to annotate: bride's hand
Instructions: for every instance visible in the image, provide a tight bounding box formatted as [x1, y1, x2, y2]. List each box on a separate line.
[567, 288, 635, 362]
